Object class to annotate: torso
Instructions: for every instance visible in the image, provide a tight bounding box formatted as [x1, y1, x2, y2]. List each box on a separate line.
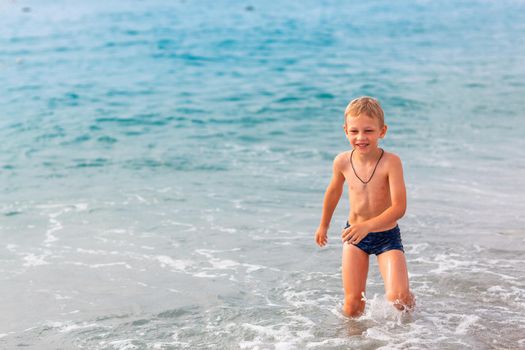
[338, 150, 397, 232]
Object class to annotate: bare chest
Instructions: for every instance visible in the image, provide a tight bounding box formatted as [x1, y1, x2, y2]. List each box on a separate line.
[342, 164, 391, 213]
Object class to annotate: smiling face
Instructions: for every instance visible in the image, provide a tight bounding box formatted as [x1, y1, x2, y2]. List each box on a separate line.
[344, 114, 387, 154]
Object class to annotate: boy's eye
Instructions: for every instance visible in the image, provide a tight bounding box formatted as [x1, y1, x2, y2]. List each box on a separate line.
[349, 129, 374, 133]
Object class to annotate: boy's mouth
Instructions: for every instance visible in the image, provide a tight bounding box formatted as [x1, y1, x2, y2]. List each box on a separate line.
[355, 143, 369, 148]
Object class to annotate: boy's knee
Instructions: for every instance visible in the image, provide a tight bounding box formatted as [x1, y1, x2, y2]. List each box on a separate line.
[386, 290, 414, 310]
[343, 294, 365, 317]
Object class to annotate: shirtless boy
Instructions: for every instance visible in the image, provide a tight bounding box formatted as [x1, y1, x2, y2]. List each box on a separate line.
[314, 96, 415, 317]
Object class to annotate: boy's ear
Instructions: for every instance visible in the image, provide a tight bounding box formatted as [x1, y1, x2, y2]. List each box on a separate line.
[380, 124, 388, 138]
[342, 124, 347, 134]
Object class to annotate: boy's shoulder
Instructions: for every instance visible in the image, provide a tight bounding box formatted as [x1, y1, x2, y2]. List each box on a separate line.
[334, 150, 351, 161]
[380, 150, 404, 175]
[382, 149, 402, 162]
[333, 151, 351, 168]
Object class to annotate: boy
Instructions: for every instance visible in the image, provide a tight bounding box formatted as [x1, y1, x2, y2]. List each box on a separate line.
[314, 96, 415, 317]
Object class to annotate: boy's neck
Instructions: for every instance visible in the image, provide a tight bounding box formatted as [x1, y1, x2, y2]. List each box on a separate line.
[352, 147, 383, 162]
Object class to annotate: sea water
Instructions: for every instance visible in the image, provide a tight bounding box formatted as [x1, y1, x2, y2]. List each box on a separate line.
[1, 0, 524, 349]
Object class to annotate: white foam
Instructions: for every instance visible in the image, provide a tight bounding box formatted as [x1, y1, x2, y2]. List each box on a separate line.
[49, 209, 70, 219]
[101, 339, 138, 350]
[74, 203, 88, 211]
[231, 199, 244, 209]
[132, 194, 147, 203]
[36, 203, 69, 209]
[487, 286, 506, 293]
[44, 216, 62, 245]
[217, 227, 238, 233]
[365, 327, 393, 341]
[156, 187, 172, 193]
[244, 263, 265, 273]
[105, 229, 127, 234]
[195, 249, 273, 276]
[428, 254, 476, 274]
[473, 244, 484, 252]
[6, 244, 17, 252]
[196, 249, 240, 270]
[91, 262, 132, 269]
[283, 290, 317, 308]
[209, 258, 239, 270]
[275, 242, 292, 246]
[54, 293, 72, 300]
[69, 261, 132, 269]
[404, 243, 429, 254]
[156, 255, 192, 271]
[151, 331, 190, 348]
[42, 204, 89, 246]
[194, 271, 225, 278]
[287, 314, 316, 327]
[455, 314, 480, 334]
[76, 248, 120, 255]
[0, 331, 16, 340]
[58, 322, 100, 333]
[23, 253, 49, 266]
[239, 315, 319, 349]
[239, 323, 290, 349]
[152, 341, 190, 349]
[306, 338, 349, 348]
[360, 293, 409, 324]
[165, 220, 195, 229]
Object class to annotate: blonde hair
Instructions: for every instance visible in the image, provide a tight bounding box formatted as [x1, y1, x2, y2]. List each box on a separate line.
[344, 96, 384, 127]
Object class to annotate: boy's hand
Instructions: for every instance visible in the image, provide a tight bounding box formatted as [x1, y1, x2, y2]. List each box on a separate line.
[315, 226, 328, 247]
[342, 223, 370, 245]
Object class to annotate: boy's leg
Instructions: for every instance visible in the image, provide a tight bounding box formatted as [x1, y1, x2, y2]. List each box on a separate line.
[377, 249, 415, 311]
[342, 243, 369, 317]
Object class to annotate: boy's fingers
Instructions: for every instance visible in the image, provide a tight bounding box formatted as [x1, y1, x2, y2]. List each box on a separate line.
[315, 233, 327, 247]
[351, 235, 363, 245]
[342, 229, 353, 242]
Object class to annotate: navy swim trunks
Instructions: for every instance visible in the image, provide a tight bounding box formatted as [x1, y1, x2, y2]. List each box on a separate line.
[344, 222, 404, 255]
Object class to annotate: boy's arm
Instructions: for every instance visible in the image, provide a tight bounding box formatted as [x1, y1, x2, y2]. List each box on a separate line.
[363, 154, 406, 231]
[318, 155, 346, 229]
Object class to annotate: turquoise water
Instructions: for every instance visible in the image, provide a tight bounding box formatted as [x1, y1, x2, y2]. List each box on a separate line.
[1, 0, 525, 349]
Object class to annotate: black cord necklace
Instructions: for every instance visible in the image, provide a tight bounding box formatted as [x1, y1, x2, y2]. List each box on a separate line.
[350, 148, 384, 185]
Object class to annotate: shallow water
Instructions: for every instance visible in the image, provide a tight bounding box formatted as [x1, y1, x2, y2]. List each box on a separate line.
[1, 0, 525, 349]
